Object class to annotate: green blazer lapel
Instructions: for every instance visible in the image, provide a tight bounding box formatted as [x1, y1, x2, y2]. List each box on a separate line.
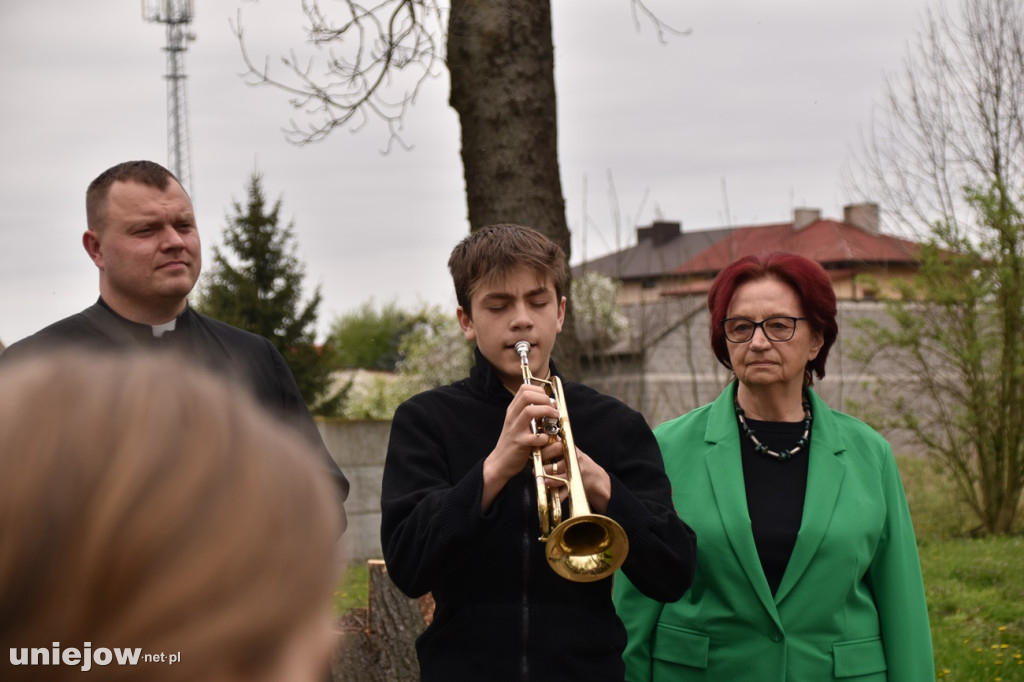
[775, 389, 846, 603]
[704, 386, 781, 623]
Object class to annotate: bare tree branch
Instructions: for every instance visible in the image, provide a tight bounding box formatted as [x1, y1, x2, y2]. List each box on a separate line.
[845, 0, 1024, 239]
[629, 0, 691, 43]
[232, 0, 446, 151]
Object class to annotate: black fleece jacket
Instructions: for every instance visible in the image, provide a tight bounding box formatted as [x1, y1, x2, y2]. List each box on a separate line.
[380, 349, 695, 682]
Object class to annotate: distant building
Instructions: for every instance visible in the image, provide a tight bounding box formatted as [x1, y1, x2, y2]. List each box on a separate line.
[668, 203, 921, 300]
[574, 220, 731, 304]
[576, 203, 920, 304]
[575, 203, 927, 454]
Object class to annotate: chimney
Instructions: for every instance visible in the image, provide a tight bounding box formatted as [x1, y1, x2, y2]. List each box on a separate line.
[637, 220, 681, 246]
[793, 207, 821, 231]
[843, 202, 880, 234]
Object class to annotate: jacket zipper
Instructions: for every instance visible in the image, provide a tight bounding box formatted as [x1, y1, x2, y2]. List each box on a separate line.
[520, 480, 531, 681]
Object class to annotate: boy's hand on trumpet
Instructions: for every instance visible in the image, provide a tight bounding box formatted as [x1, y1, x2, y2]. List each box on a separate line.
[481, 383, 559, 512]
[542, 447, 611, 514]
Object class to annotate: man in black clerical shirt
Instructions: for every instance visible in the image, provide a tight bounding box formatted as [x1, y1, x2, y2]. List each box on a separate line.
[1, 160, 349, 510]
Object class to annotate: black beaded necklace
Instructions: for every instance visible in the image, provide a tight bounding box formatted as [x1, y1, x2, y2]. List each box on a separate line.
[733, 398, 813, 461]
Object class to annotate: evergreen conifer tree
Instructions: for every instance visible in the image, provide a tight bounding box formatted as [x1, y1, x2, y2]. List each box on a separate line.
[197, 171, 341, 415]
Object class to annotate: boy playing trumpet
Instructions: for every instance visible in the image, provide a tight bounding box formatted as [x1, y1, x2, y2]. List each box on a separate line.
[380, 224, 695, 681]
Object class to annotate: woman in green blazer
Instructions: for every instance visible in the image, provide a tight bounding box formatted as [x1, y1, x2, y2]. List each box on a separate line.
[614, 252, 933, 681]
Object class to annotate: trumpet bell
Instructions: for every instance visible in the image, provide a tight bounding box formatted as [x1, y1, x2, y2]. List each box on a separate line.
[516, 338, 630, 582]
[545, 514, 629, 582]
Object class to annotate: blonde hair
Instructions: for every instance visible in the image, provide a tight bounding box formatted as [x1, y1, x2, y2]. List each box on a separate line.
[0, 350, 342, 682]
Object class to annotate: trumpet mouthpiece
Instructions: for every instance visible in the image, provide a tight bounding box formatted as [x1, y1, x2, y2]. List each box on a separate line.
[514, 341, 531, 357]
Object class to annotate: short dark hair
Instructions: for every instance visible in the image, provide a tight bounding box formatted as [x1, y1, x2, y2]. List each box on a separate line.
[86, 160, 184, 232]
[447, 224, 568, 314]
[707, 251, 838, 384]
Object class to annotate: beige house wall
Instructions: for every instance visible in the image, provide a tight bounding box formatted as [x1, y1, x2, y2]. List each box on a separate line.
[617, 276, 689, 305]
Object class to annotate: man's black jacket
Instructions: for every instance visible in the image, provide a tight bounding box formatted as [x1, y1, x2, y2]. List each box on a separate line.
[1, 299, 349, 504]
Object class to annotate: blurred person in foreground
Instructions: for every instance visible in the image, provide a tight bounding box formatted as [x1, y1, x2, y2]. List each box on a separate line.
[0, 351, 344, 682]
[613, 252, 934, 681]
[380, 224, 696, 682]
[0, 159, 348, 512]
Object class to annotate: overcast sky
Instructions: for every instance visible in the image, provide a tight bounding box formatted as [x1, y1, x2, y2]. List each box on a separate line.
[0, 0, 932, 345]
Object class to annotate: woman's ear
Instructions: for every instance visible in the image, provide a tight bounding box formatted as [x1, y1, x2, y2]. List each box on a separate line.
[808, 329, 824, 361]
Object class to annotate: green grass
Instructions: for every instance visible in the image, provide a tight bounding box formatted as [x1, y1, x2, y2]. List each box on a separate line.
[921, 537, 1024, 680]
[897, 456, 1024, 680]
[333, 561, 369, 615]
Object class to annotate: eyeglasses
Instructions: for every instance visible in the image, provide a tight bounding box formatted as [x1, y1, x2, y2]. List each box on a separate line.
[721, 316, 807, 343]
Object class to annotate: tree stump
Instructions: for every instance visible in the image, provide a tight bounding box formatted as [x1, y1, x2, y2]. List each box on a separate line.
[331, 560, 433, 682]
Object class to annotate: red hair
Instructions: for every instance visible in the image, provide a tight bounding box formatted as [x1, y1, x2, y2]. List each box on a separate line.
[707, 252, 837, 383]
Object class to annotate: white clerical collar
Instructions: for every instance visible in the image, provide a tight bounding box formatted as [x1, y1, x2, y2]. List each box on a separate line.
[151, 319, 178, 338]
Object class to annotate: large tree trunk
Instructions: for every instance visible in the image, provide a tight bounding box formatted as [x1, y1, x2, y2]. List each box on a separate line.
[447, 0, 580, 376]
[332, 560, 432, 682]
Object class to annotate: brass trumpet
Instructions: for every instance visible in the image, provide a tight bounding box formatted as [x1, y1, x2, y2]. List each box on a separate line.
[515, 341, 629, 582]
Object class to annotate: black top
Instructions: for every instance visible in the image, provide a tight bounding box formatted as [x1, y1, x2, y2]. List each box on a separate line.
[1, 298, 349, 506]
[381, 348, 696, 682]
[739, 415, 810, 595]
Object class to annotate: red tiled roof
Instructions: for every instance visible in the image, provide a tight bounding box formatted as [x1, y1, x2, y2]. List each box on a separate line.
[671, 219, 920, 277]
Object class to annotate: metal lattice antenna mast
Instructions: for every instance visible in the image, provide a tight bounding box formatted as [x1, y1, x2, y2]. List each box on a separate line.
[142, 0, 196, 198]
